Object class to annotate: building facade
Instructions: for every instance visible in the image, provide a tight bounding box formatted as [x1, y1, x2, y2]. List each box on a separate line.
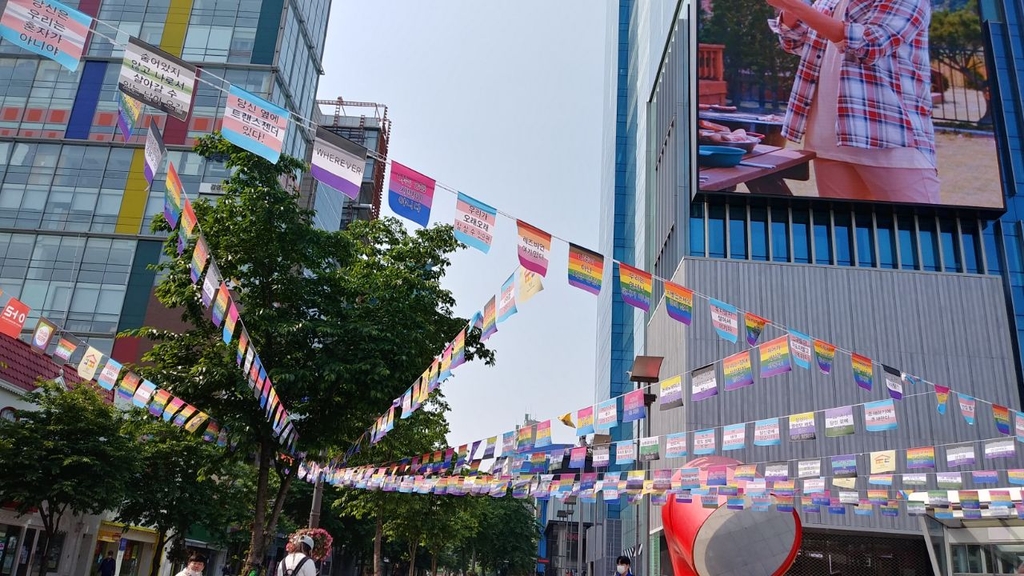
[600, 0, 1024, 574]
[0, 0, 332, 362]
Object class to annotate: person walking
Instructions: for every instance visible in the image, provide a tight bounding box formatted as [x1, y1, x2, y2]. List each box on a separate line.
[614, 557, 632, 576]
[276, 536, 317, 576]
[175, 554, 207, 576]
[98, 552, 116, 576]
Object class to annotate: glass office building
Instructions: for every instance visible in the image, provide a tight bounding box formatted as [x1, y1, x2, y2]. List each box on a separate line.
[0, 0, 331, 361]
[601, 0, 1024, 574]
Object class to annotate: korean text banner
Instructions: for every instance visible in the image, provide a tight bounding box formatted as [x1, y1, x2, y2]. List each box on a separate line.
[388, 162, 435, 227]
[118, 37, 197, 121]
[0, 0, 91, 72]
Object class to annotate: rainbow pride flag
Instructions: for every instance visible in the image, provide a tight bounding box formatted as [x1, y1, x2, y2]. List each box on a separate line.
[516, 220, 552, 277]
[851, 353, 873, 391]
[164, 161, 184, 229]
[618, 263, 652, 312]
[906, 446, 935, 469]
[451, 329, 466, 369]
[993, 403, 1012, 435]
[481, 296, 498, 341]
[664, 281, 693, 325]
[744, 313, 767, 346]
[567, 243, 604, 295]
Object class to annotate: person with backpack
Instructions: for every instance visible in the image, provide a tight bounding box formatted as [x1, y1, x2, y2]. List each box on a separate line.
[277, 536, 317, 576]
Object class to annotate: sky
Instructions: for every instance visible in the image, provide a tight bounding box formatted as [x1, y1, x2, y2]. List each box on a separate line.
[317, 2, 609, 450]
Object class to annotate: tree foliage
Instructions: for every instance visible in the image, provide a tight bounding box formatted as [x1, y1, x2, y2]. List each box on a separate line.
[930, 0, 987, 91]
[468, 496, 540, 576]
[133, 133, 493, 573]
[0, 382, 136, 576]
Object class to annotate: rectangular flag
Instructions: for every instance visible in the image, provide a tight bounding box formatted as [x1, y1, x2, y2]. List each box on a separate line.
[223, 302, 239, 344]
[116, 91, 143, 142]
[622, 389, 646, 423]
[789, 412, 816, 441]
[576, 406, 595, 435]
[851, 353, 873, 391]
[201, 261, 221, 309]
[118, 37, 197, 121]
[164, 162, 184, 229]
[149, 389, 171, 418]
[132, 379, 157, 409]
[76, 346, 102, 381]
[453, 192, 497, 253]
[759, 335, 792, 378]
[709, 299, 739, 343]
[451, 329, 466, 369]
[744, 313, 767, 346]
[665, 432, 687, 459]
[639, 436, 660, 461]
[985, 438, 1015, 459]
[497, 273, 517, 323]
[946, 444, 976, 467]
[664, 281, 694, 325]
[0, 296, 28, 339]
[788, 330, 812, 369]
[30, 317, 57, 353]
[993, 404, 1012, 435]
[824, 406, 855, 437]
[595, 399, 617, 430]
[753, 418, 781, 446]
[144, 122, 166, 185]
[0, 0, 91, 72]
[481, 296, 497, 341]
[1017, 411, 1024, 442]
[618, 263, 652, 313]
[722, 423, 746, 451]
[592, 444, 610, 468]
[864, 399, 898, 432]
[222, 85, 289, 163]
[311, 127, 366, 199]
[516, 220, 552, 277]
[53, 337, 76, 362]
[693, 429, 716, 455]
[958, 393, 976, 425]
[535, 420, 552, 448]
[813, 339, 836, 374]
[659, 375, 684, 409]
[388, 162, 435, 227]
[882, 365, 903, 400]
[906, 446, 935, 469]
[723, 350, 753, 391]
[615, 441, 636, 465]
[690, 364, 718, 401]
[831, 454, 857, 478]
[517, 267, 544, 303]
[567, 243, 603, 295]
[97, 358, 123, 391]
[212, 282, 230, 326]
[181, 198, 198, 238]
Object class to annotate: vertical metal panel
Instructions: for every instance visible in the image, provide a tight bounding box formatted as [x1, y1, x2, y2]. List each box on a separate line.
[645, 259, 1022, 533]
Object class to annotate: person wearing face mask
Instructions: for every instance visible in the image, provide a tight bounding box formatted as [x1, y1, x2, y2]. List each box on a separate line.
[175, 554, 207, 576]
[615, 557, 632, 576]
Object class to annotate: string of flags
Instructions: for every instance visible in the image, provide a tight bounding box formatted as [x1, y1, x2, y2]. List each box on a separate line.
[0, 293, 232, 448]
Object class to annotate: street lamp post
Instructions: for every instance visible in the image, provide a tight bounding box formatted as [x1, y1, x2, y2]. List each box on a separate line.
[628, 356, 663, 575]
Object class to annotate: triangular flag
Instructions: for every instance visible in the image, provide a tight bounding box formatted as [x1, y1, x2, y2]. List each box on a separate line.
[559, 413, 575, 428]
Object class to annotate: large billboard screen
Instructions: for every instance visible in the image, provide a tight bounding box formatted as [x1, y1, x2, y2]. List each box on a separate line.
[695, 0, 1003, 209]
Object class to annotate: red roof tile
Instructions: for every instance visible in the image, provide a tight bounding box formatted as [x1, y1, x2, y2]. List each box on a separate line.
[0, 335, 110, 400]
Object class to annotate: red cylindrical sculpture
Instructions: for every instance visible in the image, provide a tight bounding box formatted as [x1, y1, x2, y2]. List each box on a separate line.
[661, 456, 802, 576]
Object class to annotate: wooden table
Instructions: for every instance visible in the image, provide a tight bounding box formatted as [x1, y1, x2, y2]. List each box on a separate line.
[699, 145, 816, 196]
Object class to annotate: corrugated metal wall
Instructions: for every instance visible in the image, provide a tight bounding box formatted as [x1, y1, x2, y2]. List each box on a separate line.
[646, 258, 1023, 534]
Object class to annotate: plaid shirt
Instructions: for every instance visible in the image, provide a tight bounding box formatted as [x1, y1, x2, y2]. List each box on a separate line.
[771, 0, 935, 166]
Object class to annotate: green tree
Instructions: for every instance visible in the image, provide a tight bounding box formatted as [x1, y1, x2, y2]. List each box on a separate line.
[469, 496, 540, 576]
[0, 381, 137, 576]
[135, 134, 493, 575]
[930, 0, 986, 90]
[116, 414, 251, 576]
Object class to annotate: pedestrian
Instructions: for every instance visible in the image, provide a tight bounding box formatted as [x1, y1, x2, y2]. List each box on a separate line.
[99, 552, 116, 576]
[276, 536, 317, 576]
[615, 557, 632, 576]
[766, 0, 939, 204]
[176, 554, 207, 576]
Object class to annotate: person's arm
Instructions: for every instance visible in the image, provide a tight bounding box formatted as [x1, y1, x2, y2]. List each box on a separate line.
[766, 0, 815, 55]
[767, 0, 844, 42]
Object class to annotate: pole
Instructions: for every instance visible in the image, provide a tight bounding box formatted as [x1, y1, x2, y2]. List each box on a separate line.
[577, 508, 583, 576]
[309, 473, 324, 528]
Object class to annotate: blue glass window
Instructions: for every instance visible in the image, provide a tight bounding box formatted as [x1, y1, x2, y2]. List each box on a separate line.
[708, 204, 726, 259]
[855, 213, 876, 267]
[792, 209, 810, 264]
[898, 215, 919, 270]
[940, 219, 962, 273]
[982, 221, 1001, 275]
[834, 211, 853, 266]
[960, 219, 981, 274]
[812, 210, 833, 265]
[729, 204, 748, 259]
[771, 207, 790, 262]
[750, 206, 768, 261]
[918, 217, 940, 272]
[690, 201, 706, 257]
[876, 213, 896, 269]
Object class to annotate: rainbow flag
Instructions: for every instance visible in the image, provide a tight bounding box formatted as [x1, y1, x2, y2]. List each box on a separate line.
[1008, 469, 1024, 485]
[222, 302, 238, 344]
[451, 329, 466, 369]
[212, 282, 230, 327]
[744, 313, 767, 346]
[164, 161, 184, 229]
[618, 263, 652, 312]
[190, 236, 209, 284]
[237, 330, 248, 366]
[993, 403, 1012, 435]
[516, 220, 552, 277]
[481, 296, 498, 341]
[181, 197, 198, 238]
[439, 342, 453, 381]
[851, 353, 873, 391]
[906, 446, 935, 469]
[813, 339, 835, 374]
[664, 281, 693, 325]
[567, 243, 604, 295]
[722, 350, 753, 391]
[759, 335, 792, 378]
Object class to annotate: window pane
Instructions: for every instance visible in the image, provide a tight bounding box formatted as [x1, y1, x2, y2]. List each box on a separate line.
[961, 219, 981, 274]
[729, 204, 747, 260]
[690, 201, 706, 257]
[792, 209, 810, 264]
[982, 221, 1001, 275]
[834, 211, 853, 266]
[940, 219, 962, 272]
[855, 213, 876, 267]
[750, 206, 768, 261]
[708, 204, 726, 259]
[771, 207, 790, 262]
[898, 215, 919, 270]
[812, 209, 832, 265]
[876, 212, 896, 269]
[919, 217, 940, 272]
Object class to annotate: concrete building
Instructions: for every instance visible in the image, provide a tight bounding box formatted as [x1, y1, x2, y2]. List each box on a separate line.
[599, 0, 1024, 575]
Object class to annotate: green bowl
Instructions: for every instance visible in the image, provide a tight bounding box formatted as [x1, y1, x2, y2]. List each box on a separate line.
[698, 145, 745, 167]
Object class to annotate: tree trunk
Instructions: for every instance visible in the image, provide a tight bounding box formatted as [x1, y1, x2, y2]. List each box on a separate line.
[149, 531, 168, 576]
[372, 515, 383, 576]
[245, 441, 274, 576]
[430, 553, 437, 576]
[406, 542, 417, 576]
[263, 464, 298, 553]
[36, 504, 61, 576]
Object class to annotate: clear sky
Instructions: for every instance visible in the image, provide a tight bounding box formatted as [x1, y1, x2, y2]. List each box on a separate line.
[317, 2, 608, 450]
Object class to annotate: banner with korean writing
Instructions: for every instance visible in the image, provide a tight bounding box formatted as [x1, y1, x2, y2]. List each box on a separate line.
[709, 299, 739, 343]
[388, 161, 435, 227]
[143, 123, 166, 186]
[117, 91, 143, 142]
[690, 364, 718, 402]
[722, 350, 753, 391]
[516, 220, 552, 277]
[497, 273, 517, 323]
[311, 127, 366, 199]
[567, 243, 603, 295]
[758, 335, 792, 378]
[222, 85, 289, 163]
[658, 375, 683, 409]
[119, 38, 197, 121]
[0, 296, 29, 338]
[453, 192, 497, 253]
[0, 0, 91, 72]
[618, 263, 652, 313]
[664, 282, 693, 325]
